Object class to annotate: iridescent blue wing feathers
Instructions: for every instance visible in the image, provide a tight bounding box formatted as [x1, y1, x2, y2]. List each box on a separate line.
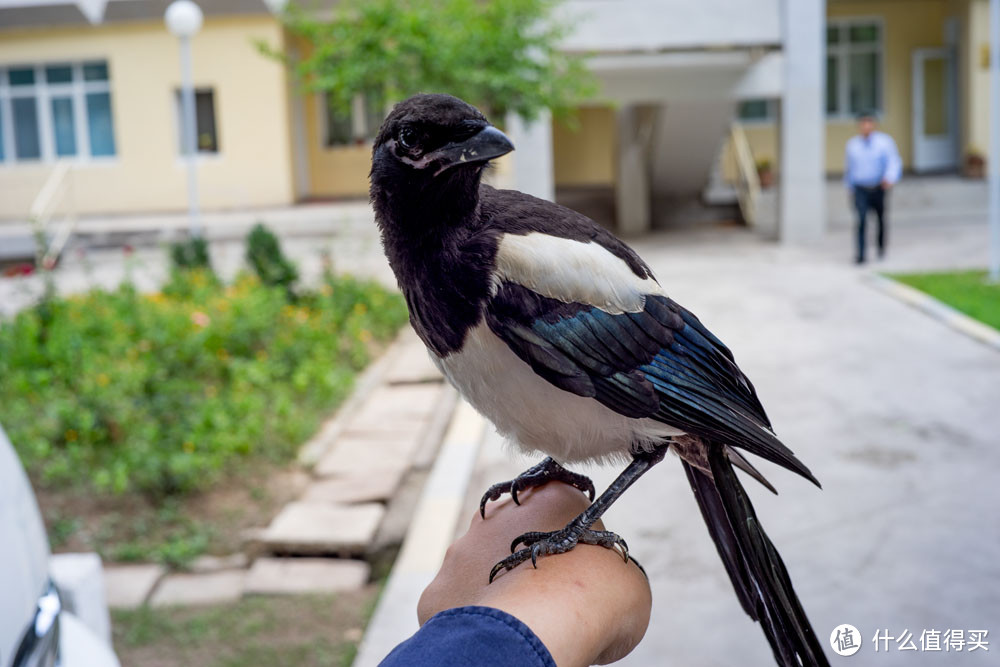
[485, 281, 817, 485]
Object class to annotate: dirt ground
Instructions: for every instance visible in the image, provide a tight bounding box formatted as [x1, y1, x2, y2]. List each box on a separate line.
[38, 462, 310, 568]
[112, 588, 380, 667]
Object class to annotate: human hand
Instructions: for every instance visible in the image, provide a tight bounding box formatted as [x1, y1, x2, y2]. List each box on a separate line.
[880, 179, 892, 190]
[418, 482, 652, 666]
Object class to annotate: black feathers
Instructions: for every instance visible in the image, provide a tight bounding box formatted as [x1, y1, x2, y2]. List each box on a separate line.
[685, 446, 830, 667]
[372, 94, 828, 667]
[486, 282, 818, 484]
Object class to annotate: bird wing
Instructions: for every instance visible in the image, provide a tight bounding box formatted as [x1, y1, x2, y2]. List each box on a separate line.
[483, 231, 817, 484]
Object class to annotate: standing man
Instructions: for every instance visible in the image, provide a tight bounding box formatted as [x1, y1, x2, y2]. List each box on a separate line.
[844, 111, 902, 264]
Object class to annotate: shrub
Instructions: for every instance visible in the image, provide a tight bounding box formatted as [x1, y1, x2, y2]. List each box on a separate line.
[0, 271, 407, 498]
[170, 236, 213, 272]
[246, 223, 299, 296]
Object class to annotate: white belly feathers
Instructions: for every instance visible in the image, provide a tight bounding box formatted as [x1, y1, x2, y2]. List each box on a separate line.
[433, 322, 684, 465]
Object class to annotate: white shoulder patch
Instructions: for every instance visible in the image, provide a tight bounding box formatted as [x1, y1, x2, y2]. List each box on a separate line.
[492, 232, 665, 314]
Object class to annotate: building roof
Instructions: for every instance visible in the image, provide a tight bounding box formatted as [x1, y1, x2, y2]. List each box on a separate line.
[0, 0, 274, 30]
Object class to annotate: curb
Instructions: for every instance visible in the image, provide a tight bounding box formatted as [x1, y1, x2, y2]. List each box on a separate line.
[866, 274, 1000, 352]
[297, 332, 404, 466]
[352, 400, 486, 667]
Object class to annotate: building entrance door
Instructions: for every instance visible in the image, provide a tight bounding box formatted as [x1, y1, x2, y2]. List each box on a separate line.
[912, 48, 958, 172]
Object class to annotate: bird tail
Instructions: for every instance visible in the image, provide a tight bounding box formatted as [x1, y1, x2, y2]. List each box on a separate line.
[683, 443, 830, 667]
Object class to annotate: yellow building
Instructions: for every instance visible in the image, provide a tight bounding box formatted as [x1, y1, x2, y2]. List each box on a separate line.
[729, 0, 993, 178]
[0, 5, 297, 219]
[0, 0, 375, 220]
[0, 0, 995, 229]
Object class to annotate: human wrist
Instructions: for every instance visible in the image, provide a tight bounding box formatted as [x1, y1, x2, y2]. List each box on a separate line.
[475, 543, 650, 666]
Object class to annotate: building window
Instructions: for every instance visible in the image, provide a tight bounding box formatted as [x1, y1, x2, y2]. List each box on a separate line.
[175, 89, 219, 154]
[826, 20, 883, 117]
[0, 60, 116, 163]
[324, 92, 385, 146]
[737, 99, 777, 123]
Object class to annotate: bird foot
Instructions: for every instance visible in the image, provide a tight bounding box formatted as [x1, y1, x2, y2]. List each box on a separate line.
[479, 457, 595, 519]
[488, 522, 629, 583]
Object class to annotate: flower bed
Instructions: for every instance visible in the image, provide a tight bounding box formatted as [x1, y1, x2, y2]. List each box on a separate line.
[0, 269, 407, 499]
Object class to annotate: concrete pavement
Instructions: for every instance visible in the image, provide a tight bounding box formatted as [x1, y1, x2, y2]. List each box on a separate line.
[586, 227, 998, 665]
[4, 191, 998, 664]
[359, 217, 999, 666]
[0, 201, 394, 318]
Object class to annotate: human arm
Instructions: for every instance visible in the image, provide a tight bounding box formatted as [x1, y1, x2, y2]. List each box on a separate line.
[844, 139, 854, 191]
[416, 482, 652, 666]
[881, 134, 902, 188]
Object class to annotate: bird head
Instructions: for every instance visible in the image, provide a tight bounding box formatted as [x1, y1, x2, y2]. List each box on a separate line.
[373, 94, 514, 177]
[370, 94, 514, 225]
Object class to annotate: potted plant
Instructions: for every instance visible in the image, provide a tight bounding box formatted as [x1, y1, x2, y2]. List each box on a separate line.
[964, 147, 986, 179]
[755, 158, 774, 188]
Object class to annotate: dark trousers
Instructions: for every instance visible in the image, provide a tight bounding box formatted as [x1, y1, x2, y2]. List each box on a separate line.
[854, 185, 887, 262]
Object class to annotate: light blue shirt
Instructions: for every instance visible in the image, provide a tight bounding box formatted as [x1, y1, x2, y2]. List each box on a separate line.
[844, 131, 902, 188]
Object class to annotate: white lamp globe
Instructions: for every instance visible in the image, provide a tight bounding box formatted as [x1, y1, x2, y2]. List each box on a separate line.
[165, 0, 203, 37]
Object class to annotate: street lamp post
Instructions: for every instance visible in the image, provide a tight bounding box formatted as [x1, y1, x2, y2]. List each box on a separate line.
[165, 0, 204, 238]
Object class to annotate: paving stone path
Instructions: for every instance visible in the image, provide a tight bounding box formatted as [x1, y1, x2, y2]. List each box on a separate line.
[104, 329, 450, 608]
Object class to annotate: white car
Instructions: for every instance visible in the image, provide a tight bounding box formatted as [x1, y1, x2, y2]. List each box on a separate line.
[0, 424, 120, 667]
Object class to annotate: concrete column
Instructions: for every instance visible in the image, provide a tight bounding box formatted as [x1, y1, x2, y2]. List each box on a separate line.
[779, 0, 826, 243]
[287, 59, 311, 200]
[504, 110, 555, 201]
[615, 105, 651, 235]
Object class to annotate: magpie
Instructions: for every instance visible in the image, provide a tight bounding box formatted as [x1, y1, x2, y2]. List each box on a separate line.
[370, 94, 829, 667]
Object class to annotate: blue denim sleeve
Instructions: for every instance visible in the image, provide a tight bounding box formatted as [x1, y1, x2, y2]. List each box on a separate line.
[379, 606, 556, 667]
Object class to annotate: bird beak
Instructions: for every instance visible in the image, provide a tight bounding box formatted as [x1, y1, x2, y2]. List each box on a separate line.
[430, 125, 515, 174]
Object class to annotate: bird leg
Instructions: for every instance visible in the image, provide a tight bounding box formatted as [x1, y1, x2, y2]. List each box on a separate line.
[479, 456, 596, 519]
[489, 446, 668, 583]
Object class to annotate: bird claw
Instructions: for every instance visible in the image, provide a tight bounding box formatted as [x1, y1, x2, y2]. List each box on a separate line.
[488, 524, 631, 583]
[479, 458, 596, 519]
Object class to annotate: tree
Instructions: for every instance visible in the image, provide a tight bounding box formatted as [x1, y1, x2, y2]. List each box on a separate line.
[264, 0, 595, 122]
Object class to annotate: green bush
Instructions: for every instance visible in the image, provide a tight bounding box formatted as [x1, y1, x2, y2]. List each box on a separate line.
[170, 236, 213, 272]
[0, 271, 407, 498]
[246, 223, 299, 295]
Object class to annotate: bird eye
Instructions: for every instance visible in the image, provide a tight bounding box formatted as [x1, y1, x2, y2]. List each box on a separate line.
[398, 128, 418, 150]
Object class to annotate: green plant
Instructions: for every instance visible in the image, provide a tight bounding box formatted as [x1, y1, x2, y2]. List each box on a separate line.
[0, 269, 407, 498]
[755, 158, 773, 172]
[112, 527, 211, 569]
[965, 145, 985, 163]
[49, 515, 81, 549]
[112, 593, 374, 666]
[263, 0, 596, 123]
[170, 236, 213, 272]
[246, 223, 299, 296]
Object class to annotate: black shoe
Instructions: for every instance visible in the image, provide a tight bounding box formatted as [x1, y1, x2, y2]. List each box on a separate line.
[855, 256, 865, 265]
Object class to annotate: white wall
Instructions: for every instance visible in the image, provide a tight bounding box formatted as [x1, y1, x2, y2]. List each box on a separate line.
[559, 0, 781, 52]
[505, 111, 555, 202]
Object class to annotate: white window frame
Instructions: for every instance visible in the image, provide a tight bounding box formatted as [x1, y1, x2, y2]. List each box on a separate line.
[736, 99, 778, 125]
[0, 61, 116, 166]
[826, 17, 886, 120]
[172, 87, 221, 159]
[319, 92, 383, 149]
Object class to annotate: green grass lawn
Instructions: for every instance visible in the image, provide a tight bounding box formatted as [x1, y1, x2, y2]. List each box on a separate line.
[890, 270, 1000, 331]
